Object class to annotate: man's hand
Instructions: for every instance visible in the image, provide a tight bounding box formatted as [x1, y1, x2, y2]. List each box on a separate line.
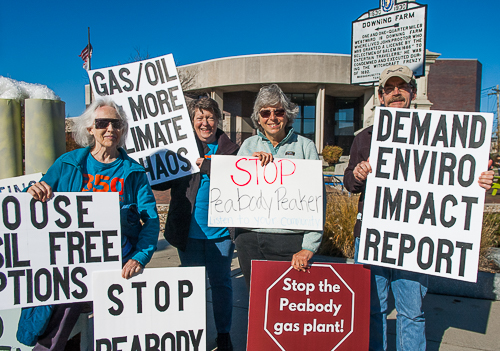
[353, 158, 372, 182]
[122, 259, 143, 279]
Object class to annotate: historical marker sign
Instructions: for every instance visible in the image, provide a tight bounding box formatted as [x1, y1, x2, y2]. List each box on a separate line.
[351, 1, 427, 84]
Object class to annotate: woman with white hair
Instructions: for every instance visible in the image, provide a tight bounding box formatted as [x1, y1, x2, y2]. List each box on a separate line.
[18, 98, 159, 350]
[235, 84, 324, 290]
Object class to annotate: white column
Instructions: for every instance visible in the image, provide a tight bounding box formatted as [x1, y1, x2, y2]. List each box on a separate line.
[315, 85, 325, 153]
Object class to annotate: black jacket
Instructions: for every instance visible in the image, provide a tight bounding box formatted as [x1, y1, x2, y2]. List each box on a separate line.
[344, 125, 373, 238]
[152, 129, 239, 251]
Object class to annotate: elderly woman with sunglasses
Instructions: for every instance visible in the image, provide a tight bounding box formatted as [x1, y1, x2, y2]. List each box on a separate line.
[235, 84, 323, 290]
[20, 99, 159, 350]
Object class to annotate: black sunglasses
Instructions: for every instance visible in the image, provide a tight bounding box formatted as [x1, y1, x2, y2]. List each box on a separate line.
[94, 118, 123, 129]
[259, 108, 286, 118]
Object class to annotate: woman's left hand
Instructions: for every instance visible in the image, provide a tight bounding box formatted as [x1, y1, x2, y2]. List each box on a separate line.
[122, 259, 143, 279]
[478, 170, 495, 190]
[291, 249, 314, 272]
[195, 157, 204, 167]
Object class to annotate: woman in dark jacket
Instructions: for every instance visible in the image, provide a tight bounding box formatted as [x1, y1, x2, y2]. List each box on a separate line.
[153, 97, 238, 351]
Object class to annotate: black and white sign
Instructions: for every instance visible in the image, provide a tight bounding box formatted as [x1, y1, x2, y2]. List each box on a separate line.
[351, 1, 427, 84]
[0, 193, 121, 309]
[88, 54, 200, 185]
[93, 267, 206, 351]
[358, 107, 493, 282]
[0, 173, 42, 194]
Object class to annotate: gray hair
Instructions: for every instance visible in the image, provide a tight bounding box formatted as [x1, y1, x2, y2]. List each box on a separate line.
[188, 97, 222, 121]
[251, 84, 298, 133]
[72, 99, 129, 148]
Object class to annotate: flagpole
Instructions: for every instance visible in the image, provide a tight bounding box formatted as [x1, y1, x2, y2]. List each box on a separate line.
[88, 27, 92, 104]
[87, 27, 91, 71]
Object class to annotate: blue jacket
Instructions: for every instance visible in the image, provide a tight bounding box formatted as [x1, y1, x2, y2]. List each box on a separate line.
[17, 147, 159, 346]
[38, 146, 159, 266]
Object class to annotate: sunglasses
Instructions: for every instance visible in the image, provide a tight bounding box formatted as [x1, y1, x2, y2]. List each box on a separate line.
[259, 108, 286, 118]
[94, 118, 123, 129]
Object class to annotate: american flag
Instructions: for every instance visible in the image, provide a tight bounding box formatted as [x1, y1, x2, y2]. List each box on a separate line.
[79, 44, 93, 70]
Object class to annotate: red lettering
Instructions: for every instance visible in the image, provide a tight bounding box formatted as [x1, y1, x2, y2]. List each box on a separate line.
[231, 158, 252, 186]
[110, 178, 125, 195]
[263, 162, 278, 184]
[82, 174, 94, 191]
[94, 175, 110, 192]
[278, 159, 296, 184]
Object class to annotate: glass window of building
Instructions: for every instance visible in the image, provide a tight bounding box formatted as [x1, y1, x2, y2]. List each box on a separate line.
[288, 93, 316, 142]
[333, 98, 359, 155]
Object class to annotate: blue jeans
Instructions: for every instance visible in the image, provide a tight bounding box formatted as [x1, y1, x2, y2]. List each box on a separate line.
[178, 236, 234, 334]
[355, 237, 427, 351]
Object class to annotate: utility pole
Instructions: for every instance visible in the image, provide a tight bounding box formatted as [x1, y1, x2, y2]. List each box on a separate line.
[489, 85, 500, 152]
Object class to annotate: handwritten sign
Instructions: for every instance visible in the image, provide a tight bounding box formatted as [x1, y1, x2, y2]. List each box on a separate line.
[88, 54, 200, 185]
[247, 261, 370, 350]
[359, 107, 494, 282]
[93, 267, 206, 351]
[208, 156, 323, 230]
[0, 193, 121, 309]
[0, 173, 42, 194]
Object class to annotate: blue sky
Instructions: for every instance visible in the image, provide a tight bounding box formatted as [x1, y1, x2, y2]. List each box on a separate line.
[1, 0, 499, 118]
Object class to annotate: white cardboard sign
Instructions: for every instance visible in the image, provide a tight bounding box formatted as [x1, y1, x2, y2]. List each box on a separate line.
[358, 107, 493, 282]
[0, 173, 43, 194]
[0, 192, 121, 309]
[88, 54, 200, 185]
[93, 267, 206, 351]
[208, 156, 324, 230]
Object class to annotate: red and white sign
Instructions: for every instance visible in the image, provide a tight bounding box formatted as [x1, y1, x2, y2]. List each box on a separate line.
[208, 156, 324, 230]
[247, 261, 370, 351]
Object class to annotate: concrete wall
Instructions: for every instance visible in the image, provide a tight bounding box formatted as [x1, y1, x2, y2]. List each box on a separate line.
[179, 53, 353, 90]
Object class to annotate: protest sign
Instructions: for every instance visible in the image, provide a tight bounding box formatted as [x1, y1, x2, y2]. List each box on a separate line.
[0, 192, 122, 309]
[358, 107, 493, 282]
[88, 54, 200, 185]
[0, 308, 32, 350]
[93, 267, 206, 351]
[247, 261, 370, 351]
[208, 156, 324, 230]
[0, 173, 43, 194]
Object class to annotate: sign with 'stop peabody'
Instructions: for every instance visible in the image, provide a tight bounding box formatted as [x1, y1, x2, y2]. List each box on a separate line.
[93, 267, 206, 351]
[88, 54, 200, 185]
[0, 173, 42, 194]
[0, 193, 122, 309]
[351, 1, 427, 84]
[208, 156, 324, 230]
[247, 261, 370, 351]
[359, 107, 493, 282]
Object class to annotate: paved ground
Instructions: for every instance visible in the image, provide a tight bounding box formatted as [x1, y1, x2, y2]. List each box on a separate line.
[150, 234, 500, 351]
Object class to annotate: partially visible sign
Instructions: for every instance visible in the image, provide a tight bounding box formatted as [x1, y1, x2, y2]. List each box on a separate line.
[359, 107, 493, 282]
[247, 261, 370, 351]
[93, 267, 206, 351]
[0, 192, 122, 309]
[208, 156, 324, 230]
[351, 1, 427, 84]
[0, 173, 43, 194]
[88, 54, 200, 185]
[0, 309, 31, 350]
